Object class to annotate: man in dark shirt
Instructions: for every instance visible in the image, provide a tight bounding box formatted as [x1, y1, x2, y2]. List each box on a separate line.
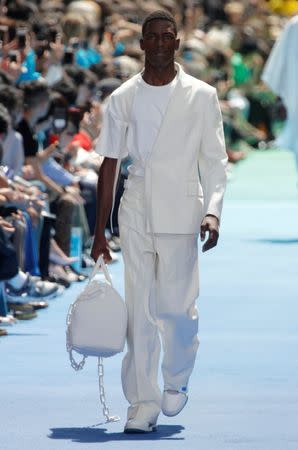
[17, 80, 63, 192]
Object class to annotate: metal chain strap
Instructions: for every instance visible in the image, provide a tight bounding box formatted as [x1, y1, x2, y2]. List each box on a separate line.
[66, 308, 87, 372]
[69, 349, 87, 371]
[97, 357, 120, 423]
[66, 283, 120, 423]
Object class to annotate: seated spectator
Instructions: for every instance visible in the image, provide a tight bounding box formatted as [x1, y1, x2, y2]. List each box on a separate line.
[0, 84, 25, 176]
[0, 216, 61, 326]
[0, 104, 62, 329]
[16, 80, 89, 269]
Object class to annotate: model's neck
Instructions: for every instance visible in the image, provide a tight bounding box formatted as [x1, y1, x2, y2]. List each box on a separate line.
[142, 61, 177, 86]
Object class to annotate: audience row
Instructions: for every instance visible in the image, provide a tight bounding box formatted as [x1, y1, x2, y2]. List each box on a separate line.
[0, 0, 294, 335]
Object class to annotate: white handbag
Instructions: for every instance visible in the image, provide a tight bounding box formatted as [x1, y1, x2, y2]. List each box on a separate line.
[66, 255, 127, 422]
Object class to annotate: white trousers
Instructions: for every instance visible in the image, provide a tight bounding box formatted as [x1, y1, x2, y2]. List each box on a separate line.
[118, 176, 200, 422]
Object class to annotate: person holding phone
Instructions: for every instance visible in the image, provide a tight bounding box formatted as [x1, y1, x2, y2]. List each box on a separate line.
[92, 10, 227, 433]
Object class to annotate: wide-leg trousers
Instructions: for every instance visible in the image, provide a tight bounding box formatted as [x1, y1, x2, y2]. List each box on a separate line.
[118, 176, 200, 422]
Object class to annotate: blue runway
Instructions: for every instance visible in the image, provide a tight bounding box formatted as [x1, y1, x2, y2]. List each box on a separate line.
[1, 149, 298, 450]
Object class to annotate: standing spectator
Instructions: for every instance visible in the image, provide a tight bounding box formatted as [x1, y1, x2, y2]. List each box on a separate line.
[262, 15, 298, 171]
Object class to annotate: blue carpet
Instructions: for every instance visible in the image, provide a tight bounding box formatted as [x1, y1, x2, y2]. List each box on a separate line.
[1, 150, 298, 450]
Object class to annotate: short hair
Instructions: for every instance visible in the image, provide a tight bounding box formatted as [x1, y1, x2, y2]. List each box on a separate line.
[52, 78, 77, 107]
[6, 0, 37, 21]
[64, 65, 86, 86]
[142, 10, 178, 36]
[61, 12, 87, 41]
[47, 91, 68, 117]
[21, 80, 49, 110]
[64, 65, 98, 90]
[0, 85, 23, 112]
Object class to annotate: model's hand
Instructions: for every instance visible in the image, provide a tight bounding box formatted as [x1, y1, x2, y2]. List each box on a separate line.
[200, 215, 219, 252]
[91, 235, 112, 264]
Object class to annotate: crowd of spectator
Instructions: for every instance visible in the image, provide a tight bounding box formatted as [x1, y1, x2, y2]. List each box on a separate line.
[0, 0, 297, 336]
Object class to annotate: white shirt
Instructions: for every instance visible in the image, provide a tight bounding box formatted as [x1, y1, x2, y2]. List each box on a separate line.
[127, 73, 177, 176]
[2, 128, 25, 176]
[97, 72, 177, 177]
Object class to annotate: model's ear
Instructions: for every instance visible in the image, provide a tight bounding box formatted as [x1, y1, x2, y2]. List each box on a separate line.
[140, 38, 144, 51]
[175, 38, 180, 51]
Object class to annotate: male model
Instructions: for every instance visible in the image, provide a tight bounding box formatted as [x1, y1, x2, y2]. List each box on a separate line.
[92, 10, 227, 433]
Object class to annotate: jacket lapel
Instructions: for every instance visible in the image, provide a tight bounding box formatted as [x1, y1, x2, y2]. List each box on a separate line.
[147, 63, 190, 162]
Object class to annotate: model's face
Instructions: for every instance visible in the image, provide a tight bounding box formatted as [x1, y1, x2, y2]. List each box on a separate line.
[140, 19, 180, 69]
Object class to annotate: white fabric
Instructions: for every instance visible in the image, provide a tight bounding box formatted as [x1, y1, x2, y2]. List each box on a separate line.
[126, 74, 177, 176]
[8, 270, 27, 290]
[45, 64, 63, 86]
[2, 128, 25, 176]
[96, 63, 227, 233]
[262, 15, 298, 155]
[66, 256, 127, 358]
[118, 176, 199, 421]
[96, 73, 177, 171]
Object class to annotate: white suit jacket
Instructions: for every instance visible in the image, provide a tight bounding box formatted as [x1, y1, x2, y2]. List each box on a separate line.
[96, 63, 228, 234]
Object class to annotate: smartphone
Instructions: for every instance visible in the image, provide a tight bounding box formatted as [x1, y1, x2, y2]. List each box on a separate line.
[16, 28, 27, 49]
[49, 28, 58, 43]
[8, 50, 18, 62]
[63, 48, 74, 65]
[54, 141, 62, 152]
[0, 25, 8, 43]
[8, 25, 16, 42]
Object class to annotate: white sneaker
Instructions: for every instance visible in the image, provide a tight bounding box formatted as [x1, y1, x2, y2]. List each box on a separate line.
[161, 390, 188, 417]
[124, 418, 157, 434]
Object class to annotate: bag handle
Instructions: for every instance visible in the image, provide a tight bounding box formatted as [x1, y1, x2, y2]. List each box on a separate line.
[89, 254, 113, 286]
